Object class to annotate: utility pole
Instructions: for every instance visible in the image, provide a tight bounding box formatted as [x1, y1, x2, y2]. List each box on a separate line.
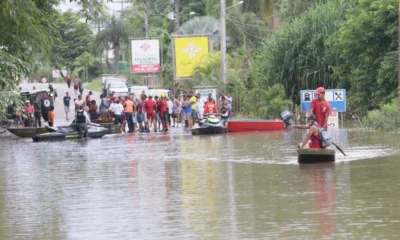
[398, 0, 400, 100]
[220, 0, 227, 87]
[174, 0, 180, 33]
[144, 5, 149, 39]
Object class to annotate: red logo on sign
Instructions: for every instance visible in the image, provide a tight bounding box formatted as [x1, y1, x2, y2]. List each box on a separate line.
[140, 42, 151, 52]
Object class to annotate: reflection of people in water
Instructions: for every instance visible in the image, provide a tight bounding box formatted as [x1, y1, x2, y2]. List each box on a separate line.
[300, 163, 336, 237]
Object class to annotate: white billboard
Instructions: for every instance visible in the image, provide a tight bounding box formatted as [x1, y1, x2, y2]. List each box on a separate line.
[131, 39, 160, 74]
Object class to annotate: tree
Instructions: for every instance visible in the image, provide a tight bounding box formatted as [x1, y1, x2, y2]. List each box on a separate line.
[51, 10, 94, 71]
[72, 52, 102, 82]
[256, 0, 350, 102]
[330, 0, 398, 114]
[95, 16, 132, 75]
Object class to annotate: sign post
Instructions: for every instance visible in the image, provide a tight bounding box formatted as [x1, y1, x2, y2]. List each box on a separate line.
[300, 89, 346, 128]
[300, 89, 347, 112]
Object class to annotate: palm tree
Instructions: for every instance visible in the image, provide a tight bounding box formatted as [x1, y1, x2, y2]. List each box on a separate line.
[177, 16, 220, 46]
[94, 16, 130, 75]
[72, 52, 96, 82]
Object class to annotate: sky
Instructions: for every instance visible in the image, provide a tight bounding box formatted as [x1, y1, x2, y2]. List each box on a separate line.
[58, 1, 133, 14]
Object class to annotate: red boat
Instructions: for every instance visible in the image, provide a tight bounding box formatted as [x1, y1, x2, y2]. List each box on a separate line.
[227, 120, 285, 132]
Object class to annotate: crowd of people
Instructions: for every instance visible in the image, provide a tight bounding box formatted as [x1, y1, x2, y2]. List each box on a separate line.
[64, 89, 234, 134]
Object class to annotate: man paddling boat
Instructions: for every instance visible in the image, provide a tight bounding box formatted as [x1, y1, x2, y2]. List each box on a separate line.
[289, 114, 322, 149]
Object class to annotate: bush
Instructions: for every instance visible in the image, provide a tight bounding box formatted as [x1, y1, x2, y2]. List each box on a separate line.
[365, 99, 400, 131]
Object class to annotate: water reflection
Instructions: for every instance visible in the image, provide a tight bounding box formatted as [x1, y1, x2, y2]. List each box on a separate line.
[299, 163, 336, 237]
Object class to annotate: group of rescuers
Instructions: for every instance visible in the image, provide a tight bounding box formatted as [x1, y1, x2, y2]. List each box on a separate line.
[72, 90, 229, 138]
[288, 87, 332, 149]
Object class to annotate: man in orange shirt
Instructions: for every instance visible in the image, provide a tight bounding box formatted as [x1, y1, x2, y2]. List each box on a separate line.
[204, 96, 218, 116]
[124, 96, 136, 133]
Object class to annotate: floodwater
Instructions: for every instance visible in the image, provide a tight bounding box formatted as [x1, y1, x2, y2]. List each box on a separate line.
[0, 128, 399, 239]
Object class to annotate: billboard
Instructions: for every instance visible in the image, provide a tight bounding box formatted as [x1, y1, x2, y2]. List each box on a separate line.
[174, 36, 209, 79]
[194, 88, 217, 102]
[131, 39, 160, 74]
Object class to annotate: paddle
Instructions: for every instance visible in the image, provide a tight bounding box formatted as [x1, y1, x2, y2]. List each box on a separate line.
[332, 142, 346, 156]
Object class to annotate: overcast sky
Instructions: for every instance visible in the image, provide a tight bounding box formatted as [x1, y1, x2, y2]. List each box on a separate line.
[58, 1, 133, 14]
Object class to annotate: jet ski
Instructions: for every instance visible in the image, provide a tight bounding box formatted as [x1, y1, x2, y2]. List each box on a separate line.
[32, 122, 108, 142]
[191, 114, 228, 135]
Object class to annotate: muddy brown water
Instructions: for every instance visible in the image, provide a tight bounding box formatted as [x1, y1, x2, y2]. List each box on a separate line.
[0, 128, 399, 239]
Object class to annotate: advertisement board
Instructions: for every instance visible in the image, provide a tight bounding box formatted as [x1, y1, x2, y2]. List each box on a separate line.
[174, 36, 209, 79]
[131, 39, 160, 74]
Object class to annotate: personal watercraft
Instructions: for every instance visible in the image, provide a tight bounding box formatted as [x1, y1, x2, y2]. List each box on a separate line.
[191, 114, 228, 135]
[32, 123, 108, 142]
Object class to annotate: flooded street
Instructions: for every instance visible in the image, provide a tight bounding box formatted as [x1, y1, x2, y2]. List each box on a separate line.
[0, 128, 399, 239]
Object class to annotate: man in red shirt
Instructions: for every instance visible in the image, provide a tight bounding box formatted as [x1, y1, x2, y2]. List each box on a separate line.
[143, 94, 157, 132]
[159, 93, 168, 132]
[310, 87, 331, 130]
[204, 96, 218, 115]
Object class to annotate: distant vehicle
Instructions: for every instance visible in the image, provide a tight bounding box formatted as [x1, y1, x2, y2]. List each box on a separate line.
[102, 77, 125, 97]
[20, 89, 54, 121]
[147, 89, 172, 100]
[106, 82, 129, 97]
[128, 85, 149, 97]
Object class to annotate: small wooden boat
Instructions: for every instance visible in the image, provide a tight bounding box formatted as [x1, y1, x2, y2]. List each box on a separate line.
[227, 120, 285, 132]
[91, 118, 113, 124]
[7, 127, 49, 138]
[297, 148, 335, 163]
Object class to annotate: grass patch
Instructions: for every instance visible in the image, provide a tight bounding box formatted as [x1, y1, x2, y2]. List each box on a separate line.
[85, 77, 102, 92]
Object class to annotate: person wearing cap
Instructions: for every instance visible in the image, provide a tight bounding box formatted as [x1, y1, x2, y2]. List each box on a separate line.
[290, 114, 322, 149]
[143, 94, 157, 132]
[24, 100, 34, 117]
[310, 87, 332, 130]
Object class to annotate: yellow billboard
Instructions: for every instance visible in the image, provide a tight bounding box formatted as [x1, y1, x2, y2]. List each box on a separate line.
[174, 36, 209, 78]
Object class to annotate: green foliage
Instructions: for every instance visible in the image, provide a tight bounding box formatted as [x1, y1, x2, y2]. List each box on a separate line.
[275, 0, 320, 21]
[245, 84, 292, 119]
[330, 0, 398, 114]
[95, 16, 133, 75]
[365, 100, 400, 131]
[177, 16, 220, 46]
[72, 52, 103, 82]
[256, 0, 350, 102]
[51, 10, 94, 70]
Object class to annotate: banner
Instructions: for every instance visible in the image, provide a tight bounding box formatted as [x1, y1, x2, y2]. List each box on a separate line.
[131, 39, 160, 74]
[194, 88, 217, 102]
[174, 36, 209, 78]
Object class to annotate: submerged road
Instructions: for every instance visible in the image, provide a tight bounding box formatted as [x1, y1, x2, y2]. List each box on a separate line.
[0, 82, 398, 239]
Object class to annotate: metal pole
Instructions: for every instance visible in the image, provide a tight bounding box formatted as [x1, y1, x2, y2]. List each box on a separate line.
[144, 5, 149, 39]
[174, 0, 179, 33]
[220, 0, 227, 87]
[398, 0, 400, 101]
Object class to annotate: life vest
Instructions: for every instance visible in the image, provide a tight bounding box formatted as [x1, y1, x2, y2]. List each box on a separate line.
[76, 110, 86, 123]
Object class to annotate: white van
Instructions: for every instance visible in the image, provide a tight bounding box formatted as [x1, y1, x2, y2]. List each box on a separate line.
[147, 89, 173, 100]
[128, 85, 149, 97]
